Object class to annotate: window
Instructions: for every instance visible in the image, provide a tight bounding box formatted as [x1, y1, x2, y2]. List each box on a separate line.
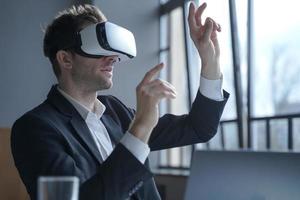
[159, 5, 192, 169]
[250, 0, 300, 151]
[158, 0, 239, 169]
[156, 0, 300, 171]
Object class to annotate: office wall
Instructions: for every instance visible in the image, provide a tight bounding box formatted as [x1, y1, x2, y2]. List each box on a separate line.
[0, 0, 160, 127]
[0, 0, 78, 126]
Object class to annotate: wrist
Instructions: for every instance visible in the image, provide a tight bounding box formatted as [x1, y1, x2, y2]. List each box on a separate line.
[201, 63, 221, 80]
[128, 121, 153, 143]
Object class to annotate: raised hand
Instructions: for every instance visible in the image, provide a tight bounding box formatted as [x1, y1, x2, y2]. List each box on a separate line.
[129, 63, 176, 143]
[188, 2, 222, 80]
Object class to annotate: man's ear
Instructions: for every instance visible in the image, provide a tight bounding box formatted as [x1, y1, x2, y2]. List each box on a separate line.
[56, 50, 73, 69]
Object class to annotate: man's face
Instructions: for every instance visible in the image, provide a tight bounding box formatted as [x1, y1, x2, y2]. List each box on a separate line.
[70, 53, 118, 91]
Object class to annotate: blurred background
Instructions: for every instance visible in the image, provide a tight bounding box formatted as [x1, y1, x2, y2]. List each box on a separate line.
[1, 0, 300, 199]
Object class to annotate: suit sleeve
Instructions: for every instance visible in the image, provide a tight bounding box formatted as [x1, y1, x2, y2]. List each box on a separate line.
[11, 114, 153, 200]
[149, 90, 229, 151]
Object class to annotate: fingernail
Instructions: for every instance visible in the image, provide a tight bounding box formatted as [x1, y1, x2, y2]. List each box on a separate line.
[208, 19, 213, 25]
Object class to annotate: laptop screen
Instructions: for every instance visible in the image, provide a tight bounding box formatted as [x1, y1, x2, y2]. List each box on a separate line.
[184, 150, 300, 200]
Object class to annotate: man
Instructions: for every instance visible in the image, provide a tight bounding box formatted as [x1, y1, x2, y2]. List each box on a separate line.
[11, 2, 228, 200]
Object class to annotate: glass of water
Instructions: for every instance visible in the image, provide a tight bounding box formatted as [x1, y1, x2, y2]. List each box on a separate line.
[38, 176, 79, 200]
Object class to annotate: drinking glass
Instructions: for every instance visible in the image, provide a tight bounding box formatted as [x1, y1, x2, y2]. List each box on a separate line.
[38, 176, 79, 200]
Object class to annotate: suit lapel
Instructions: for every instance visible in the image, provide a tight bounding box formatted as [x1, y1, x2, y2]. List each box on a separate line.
[70, 116, 102, 164]
[47, 85, 102, 164]
[101, 114, 124, 145]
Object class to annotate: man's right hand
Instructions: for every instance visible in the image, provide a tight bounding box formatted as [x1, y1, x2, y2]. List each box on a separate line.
[129, 63, 177, 143]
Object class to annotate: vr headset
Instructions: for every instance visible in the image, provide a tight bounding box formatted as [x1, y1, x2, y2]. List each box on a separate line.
[73, 22, 136, 62]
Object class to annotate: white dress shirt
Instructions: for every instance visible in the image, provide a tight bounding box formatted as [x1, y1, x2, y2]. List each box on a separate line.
[57, 87, 150, 163]
[57, 76, 223, 164]
[200, 75, 224, 101]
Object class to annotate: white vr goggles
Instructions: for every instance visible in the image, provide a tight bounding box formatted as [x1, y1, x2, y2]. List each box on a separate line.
[73, 22, 137, 62]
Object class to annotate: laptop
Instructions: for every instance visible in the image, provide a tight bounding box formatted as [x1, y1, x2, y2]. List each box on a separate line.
[184, 150, 300, 200]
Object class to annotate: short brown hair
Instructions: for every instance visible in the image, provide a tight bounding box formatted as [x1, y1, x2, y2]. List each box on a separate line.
[43, 4, 107, 78]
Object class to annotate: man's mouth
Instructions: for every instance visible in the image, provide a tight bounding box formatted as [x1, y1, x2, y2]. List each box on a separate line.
[101, 68, 113, 72]
[100, 67, 113, 77]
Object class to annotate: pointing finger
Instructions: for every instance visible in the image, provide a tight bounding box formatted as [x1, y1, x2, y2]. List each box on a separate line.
[141, 63, 164, 85]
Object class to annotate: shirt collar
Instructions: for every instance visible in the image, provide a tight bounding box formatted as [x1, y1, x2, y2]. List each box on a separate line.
[57, 86, 106, 120]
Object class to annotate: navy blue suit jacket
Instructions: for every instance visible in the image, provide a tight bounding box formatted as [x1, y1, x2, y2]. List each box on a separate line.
[11, 86, 228, 200]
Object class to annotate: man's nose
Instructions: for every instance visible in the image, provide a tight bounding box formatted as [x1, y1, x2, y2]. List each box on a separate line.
[104, 55, 119, 64]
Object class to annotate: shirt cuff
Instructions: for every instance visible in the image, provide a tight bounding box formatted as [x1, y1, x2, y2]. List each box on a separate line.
[120, 132, 150, 164]
[199, 75, 224, 101]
